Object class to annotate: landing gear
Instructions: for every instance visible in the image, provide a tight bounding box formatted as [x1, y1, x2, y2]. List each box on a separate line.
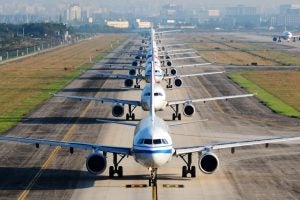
[170, 104, 181, 120]
[134, 78, 142, 88]
[179, 153, 196, 178]
[126, 104, 136, 120]
[109, 153, 126, 178]
[166, 78, 173, 89]
[148, 168, 158, 186]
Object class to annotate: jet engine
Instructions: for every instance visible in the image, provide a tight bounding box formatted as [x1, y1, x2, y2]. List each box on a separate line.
[129, 69, 136, 76]
[165, 55, 171, 60]
[183, 103, 195, 117]
[112, 103, 124, 117]
[174, 78, 182, 87]
[170, 68, 177, 75]
[166, 60, 172, 67]
[132, 61, 138, 66]
[124, 79, 134, 88]
[273, 37, 277, 42]
[86, 152, 107, 174]
[198, 151, 219, 174]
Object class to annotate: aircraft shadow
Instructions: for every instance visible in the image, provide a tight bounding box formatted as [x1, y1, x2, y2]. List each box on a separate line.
[0, 167, 189, 190]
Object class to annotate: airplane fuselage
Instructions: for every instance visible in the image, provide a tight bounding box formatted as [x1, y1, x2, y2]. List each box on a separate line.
[140, 84, 167, 111]
[132, 114, 173, 168]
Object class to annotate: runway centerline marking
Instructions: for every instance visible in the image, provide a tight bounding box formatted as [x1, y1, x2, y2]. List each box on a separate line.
[18, 99, 95, 200]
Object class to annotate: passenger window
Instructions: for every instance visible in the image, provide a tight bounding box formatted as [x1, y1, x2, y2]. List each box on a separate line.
[153, 139, 161, 144]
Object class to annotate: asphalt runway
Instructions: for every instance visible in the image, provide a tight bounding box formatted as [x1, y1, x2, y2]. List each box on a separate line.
[0, 33, 299, 200]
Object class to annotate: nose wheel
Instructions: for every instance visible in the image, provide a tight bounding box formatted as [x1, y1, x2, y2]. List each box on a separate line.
[148, 168, 158, 186]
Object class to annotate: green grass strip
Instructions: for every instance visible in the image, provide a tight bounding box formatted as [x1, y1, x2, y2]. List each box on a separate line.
[0, 38, 126, 133]
[228, 72, 300, 118]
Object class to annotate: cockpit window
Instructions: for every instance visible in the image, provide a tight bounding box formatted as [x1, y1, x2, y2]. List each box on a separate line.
[154, 92, 163, 96]
[138, 139, 144, 144]
[144, 92, 151, 96]
[162, 139, 168, 144]
[153, 139, 162, 144]
[143, 139, 152, 145]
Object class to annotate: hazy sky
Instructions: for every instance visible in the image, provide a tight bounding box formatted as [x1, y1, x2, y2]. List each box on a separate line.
[0, 0, 299, 15]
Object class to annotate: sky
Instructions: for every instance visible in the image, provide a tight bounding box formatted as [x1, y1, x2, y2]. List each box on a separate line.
[0, 0, 299, 15]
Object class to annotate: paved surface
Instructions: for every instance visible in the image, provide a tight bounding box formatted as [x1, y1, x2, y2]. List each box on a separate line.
[0, 33, 299, 200]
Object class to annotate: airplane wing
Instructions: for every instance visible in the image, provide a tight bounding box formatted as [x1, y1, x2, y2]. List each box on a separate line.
[170, 56, 201, 61]
[163, 71, 225, 80]
[174, 136, 300, 155]
[86, 72, 145, 80]
[0, 136, 132, 155]
[167, 94, 254, 106]
[53, 94, 141, 107]
[162, 63, 212, 69]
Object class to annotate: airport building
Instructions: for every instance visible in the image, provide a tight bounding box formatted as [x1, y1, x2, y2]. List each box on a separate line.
[106, 20, 129, 28]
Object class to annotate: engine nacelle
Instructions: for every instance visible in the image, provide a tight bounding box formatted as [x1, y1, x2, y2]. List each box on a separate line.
[183, 103, 195, 117]
[124, 79, 134, 87]
[273, 37, 277, 42]
[166, 60, 172, 67]
[165, 55, 171, 60]
[129, 69, 136, 76]
[132, 61, 138, 66]
[112, 103, 124, 117]
[170, 68, 177, 75]
[139, 47, 144, 51]
[86, 152, 107, 174]
[174, 78, 182, 87]
[198, 152, 219, 174]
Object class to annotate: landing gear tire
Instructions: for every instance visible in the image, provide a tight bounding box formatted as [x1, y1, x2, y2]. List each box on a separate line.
[182, 166, 187, 177]
[126, 113, 130, 120]
[172, 113, 176, 120]
[191, 166, 196, 178]
[132, 113, 135, 120]
[109, 166, 114, 178]
[178, 113, 182, 120]
[118, 166, 123, 178]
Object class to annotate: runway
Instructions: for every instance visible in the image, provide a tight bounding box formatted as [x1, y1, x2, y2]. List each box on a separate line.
[0, 33, 299, 200]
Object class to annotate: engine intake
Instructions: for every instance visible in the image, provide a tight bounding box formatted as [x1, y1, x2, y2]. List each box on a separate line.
[198, 152, 219, 174]
[166, 60, 172, 67]
[124, 79, 134, 88]
[86, 152, 107, 174]
[129, 69, 136, 76]
[132, 61, 138, 66]
[170, 68, 177, 75]
[273, 37, 277, 42]
[174, 78, 182, 87]
[112, 103, 124, 117]
[183, 104, 195, 116]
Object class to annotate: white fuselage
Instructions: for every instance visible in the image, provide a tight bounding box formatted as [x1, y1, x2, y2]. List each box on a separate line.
[140, 83, 167, 111]
[144, 64, 164, 83]
[282, 31, 293, 40]
[132, 114, 173, 168]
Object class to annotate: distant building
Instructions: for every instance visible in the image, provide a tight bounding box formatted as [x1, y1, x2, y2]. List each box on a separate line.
[136, 19, 151, 28]
[106, 20, 129, 28]
[276, 4, 300, 26]
[224, 5, 260, 27]
[68, 4, 81, 22]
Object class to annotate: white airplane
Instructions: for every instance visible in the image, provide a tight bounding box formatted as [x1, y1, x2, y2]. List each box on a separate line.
[273, 30, 300, 42]
[54, 78, 253, 120]
[0, 60, 299, 187]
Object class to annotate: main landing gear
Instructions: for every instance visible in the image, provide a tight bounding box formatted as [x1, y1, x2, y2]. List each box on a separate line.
[109, 153, 126, 178]
[170, 104, 182, 120]
[134, 78, 142, 89]
[126, 104, 137, 120]
[166, 78, 173, 88]
[179, 153, 196, 178]
[148, 168, 158, 186]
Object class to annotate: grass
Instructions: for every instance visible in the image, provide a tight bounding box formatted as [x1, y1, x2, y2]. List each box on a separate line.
[229, 71, 300, 118]
[183, 32, 300, 66]
[0, 34, 127, 133]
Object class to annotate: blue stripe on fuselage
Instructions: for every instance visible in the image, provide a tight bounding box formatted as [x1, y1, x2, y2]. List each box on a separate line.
[134, 149, 172, 154]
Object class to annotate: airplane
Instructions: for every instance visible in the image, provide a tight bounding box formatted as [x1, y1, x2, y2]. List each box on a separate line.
[273, 30, 300, 42]
[0, 59, 299, 187]
[54, 78, 253, 120]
